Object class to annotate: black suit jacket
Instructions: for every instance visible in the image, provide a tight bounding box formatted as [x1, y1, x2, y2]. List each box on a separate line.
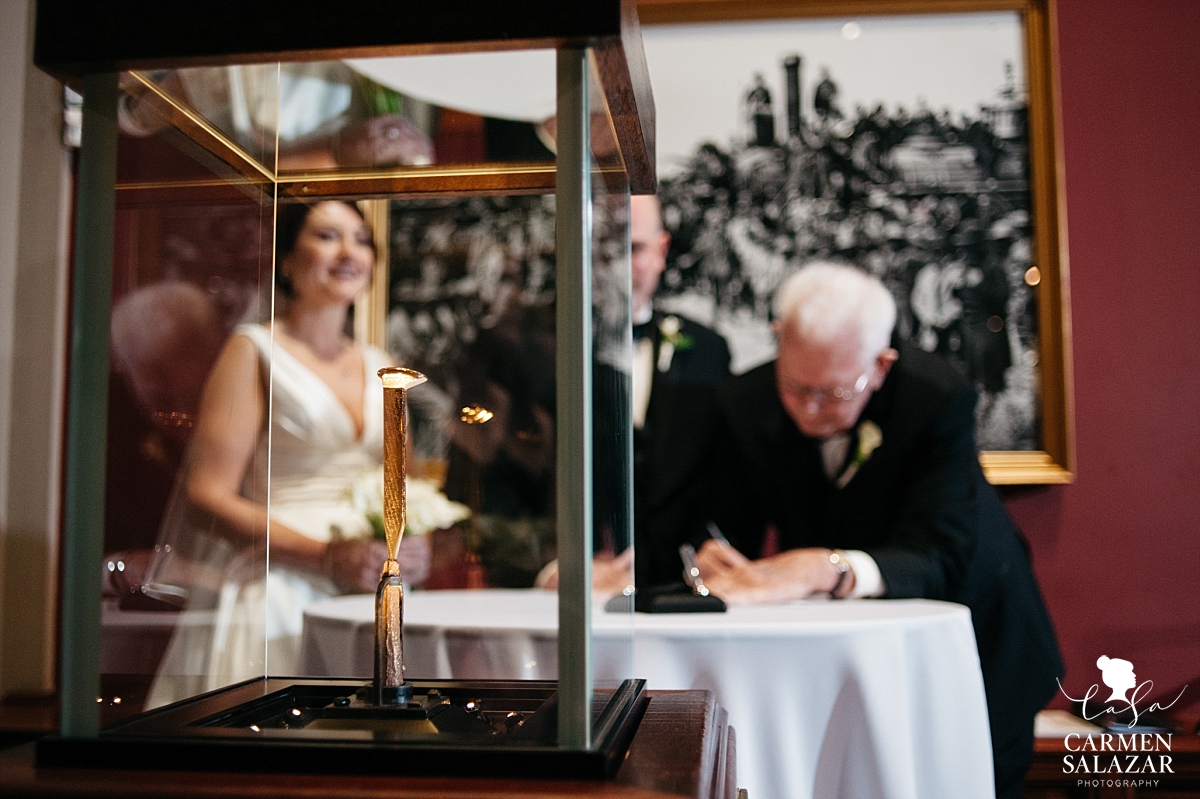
[633, 314, 731, 585]
[706, 347, 1063, 740]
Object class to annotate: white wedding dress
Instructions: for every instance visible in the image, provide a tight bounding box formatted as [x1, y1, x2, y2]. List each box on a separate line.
[147, 323, 391, 707]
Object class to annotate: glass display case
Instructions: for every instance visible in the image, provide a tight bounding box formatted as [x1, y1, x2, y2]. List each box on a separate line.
[35, 0, 655, 777]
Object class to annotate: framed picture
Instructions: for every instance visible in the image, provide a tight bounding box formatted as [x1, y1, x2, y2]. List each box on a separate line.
[634, 0, 1073, 484]
[360, 0, 1073, 485]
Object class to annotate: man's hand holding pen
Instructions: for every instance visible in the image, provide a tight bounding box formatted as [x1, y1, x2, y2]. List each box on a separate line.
[693, 535, 751, 577]
[691, 523, 857, 605]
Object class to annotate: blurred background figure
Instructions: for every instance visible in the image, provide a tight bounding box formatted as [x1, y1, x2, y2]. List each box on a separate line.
[542, 195, 733, 595]
[147, 201, 437, 706]
[111, 281, 225, 442]
[627, 195, 731, 589]
[105, 281, 226, 565]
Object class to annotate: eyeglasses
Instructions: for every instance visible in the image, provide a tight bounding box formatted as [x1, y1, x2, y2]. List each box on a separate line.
[780, 372, 870, 406]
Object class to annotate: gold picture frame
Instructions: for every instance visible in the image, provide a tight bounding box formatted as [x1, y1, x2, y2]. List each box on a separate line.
[635, 0, 1074, 485]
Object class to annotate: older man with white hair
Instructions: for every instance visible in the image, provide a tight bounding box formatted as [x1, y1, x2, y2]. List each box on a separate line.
[696, 263, 1062, 799]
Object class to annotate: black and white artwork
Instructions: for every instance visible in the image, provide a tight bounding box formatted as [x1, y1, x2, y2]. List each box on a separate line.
[643, 12, 1040, 451]
[383, 12, 1041, 453]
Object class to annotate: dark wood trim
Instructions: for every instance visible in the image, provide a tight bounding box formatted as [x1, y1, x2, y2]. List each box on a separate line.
[114, 180, 272, 208]
[279, 164, 559, 201]
[638, 0, 1029, 25]
[594, 0, 657, 194]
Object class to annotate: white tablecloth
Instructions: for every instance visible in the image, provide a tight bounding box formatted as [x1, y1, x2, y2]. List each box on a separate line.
[299, 589, 994, 799]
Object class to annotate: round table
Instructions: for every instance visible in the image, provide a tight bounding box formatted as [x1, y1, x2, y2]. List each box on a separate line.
[300, 589, 994, 799]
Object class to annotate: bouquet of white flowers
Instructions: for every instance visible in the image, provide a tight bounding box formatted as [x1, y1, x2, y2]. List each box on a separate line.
[345, 467, 470, 541]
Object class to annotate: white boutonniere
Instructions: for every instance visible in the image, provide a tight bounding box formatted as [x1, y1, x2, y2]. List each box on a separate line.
[656, 315, 694, 372]
[836, 420, 883, 489]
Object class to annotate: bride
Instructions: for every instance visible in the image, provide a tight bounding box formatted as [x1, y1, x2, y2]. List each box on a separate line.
[148, 200, 429, 705]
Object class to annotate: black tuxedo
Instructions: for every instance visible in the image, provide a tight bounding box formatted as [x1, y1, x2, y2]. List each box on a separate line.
[632, 314, 730, 585]
[707, 346, 1062, 797]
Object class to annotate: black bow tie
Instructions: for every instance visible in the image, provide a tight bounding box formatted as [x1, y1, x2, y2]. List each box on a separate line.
[632, 320, 654, 341]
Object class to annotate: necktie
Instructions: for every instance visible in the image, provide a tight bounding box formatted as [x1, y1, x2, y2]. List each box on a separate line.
[820, 433, 852, 482]
[632, 337, 654, 430]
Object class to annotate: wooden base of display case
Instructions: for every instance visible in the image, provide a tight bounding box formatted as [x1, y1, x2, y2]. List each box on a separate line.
[35, 678, 647, 781]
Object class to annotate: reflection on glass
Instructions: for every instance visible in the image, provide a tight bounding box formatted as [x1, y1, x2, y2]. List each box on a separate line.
[381, 168, 635, 693]
[459, 404, 495, 425]
[347, 51, 558, 169]
[590, 188, 634, 587]
[124, 54, 561, 179]
[103, 67, 279, 717]
[588, 76, 635, 690]
[386, 195, 558, 590]
[121, 66, 281, 171]
[138, 201, 385, 707]
[100, 47, 637, 723]
[109, 198, 449, 711]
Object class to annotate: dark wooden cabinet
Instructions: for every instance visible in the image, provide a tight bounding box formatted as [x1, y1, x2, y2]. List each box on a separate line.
[1, 690, 738, 799]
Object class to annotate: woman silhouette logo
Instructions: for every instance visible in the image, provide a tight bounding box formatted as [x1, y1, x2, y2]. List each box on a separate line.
[1096, 655, 1137, 703]
[1060, 655, 1185, 727]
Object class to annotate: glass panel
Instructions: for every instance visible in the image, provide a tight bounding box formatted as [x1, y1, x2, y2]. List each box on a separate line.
[103, 68, 278, 715]
[127, 66, 281, 175]
[261, 198, 394, 680]
[588, 51, 635, 700]
[267, 61, 567, 697]
[384, 193, 558, 603]
[339, 51, 557, 171]
[134, 52, 559, 181]
[98, 44, 637, 746]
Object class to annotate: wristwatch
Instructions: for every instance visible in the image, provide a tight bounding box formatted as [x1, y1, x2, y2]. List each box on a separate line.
[829, 549, 853, 599]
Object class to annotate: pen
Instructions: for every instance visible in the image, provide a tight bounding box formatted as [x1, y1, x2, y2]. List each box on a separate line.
[678, 543, 710, 597]
[706, 521, 732, 548]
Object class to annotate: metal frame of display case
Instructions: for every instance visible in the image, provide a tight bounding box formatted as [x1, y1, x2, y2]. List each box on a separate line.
[35, 0, 654, 761]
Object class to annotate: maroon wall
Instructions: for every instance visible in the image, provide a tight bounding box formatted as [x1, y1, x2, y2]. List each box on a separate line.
[1005, 0, 1200, 707]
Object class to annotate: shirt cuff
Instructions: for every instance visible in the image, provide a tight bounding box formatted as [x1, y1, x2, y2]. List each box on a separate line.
[843, 550, 885, 598]
[533, 559, 559, 589]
